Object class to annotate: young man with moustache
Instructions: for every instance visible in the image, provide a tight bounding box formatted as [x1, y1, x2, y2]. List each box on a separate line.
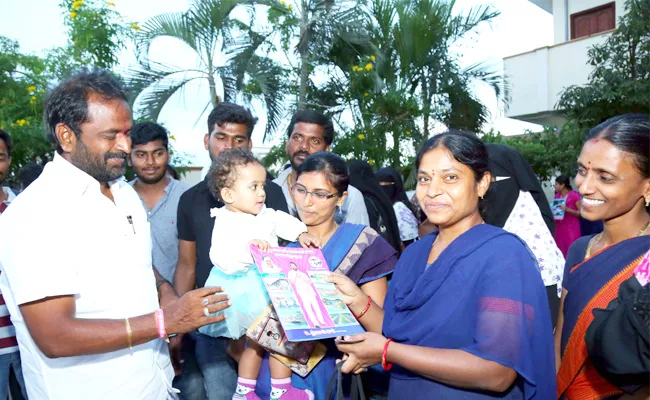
[273, 110, 369, 225]
[129, 122, 205, 400]
[174, 102, 288, 400]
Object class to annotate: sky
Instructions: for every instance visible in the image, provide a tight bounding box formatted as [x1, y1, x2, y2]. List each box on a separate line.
[0, 0, 553, 169]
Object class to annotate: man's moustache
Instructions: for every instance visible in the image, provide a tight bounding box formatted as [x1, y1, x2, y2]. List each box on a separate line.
[105, 152, 127, 160]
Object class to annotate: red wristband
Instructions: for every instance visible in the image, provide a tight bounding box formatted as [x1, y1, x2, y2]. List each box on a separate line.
[154, 309, 169, 343]
[382, 338, 393, 371]
[354, 295, 372, 319]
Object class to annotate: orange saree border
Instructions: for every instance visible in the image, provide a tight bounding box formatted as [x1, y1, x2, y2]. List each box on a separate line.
[557, 255, 643, 399]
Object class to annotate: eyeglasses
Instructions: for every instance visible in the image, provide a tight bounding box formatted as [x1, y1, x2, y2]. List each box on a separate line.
[291, 185, 338, 201]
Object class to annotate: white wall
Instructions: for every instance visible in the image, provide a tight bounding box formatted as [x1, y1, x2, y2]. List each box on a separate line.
[505, 31, 609, 121]
[552, 0, 624, 44]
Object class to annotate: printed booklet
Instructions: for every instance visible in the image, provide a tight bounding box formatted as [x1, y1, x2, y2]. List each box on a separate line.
[552, 198, 566, 220]
[250, 245, 365, 341]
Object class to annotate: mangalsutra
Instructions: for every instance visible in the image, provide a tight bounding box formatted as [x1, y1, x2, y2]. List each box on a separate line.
[586, 219, 650, 258]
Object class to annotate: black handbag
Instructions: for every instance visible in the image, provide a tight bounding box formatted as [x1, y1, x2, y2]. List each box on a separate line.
[325, 361, 367, 400]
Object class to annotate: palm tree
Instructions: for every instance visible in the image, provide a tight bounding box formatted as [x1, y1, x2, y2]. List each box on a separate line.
[322, 0, 510, 172]
[275, 0, 372, 109]
[127, 0, 286, 140]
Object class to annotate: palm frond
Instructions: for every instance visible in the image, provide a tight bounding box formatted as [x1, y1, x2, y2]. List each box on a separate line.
[448, 4, 500, 43]
[135, 12, 201, 67]
[461, 61, 511, 114]
[134, 74, 205, 122]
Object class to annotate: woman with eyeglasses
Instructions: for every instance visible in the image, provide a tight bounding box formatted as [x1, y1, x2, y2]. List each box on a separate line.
[256, 152, 398, 399]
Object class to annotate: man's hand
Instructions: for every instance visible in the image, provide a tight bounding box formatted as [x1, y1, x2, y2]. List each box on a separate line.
[298, 232, 321, 248]
[163, 286, 231, 334]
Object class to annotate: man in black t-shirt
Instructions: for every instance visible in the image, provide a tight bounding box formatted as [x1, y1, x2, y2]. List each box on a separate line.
[174, 103, 287, 400]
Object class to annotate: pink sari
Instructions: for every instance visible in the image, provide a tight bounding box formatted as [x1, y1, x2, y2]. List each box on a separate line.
[554, 190, 581, 256]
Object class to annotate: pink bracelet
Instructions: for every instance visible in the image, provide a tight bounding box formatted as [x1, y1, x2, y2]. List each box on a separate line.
[154, 309, 170, 343]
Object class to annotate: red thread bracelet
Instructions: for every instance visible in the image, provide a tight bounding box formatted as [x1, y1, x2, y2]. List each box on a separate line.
[382, 338, 393, 371]
[354, 295, 372, 319]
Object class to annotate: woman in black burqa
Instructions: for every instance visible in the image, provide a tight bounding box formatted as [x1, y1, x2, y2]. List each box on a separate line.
[348, 160, 402, 254]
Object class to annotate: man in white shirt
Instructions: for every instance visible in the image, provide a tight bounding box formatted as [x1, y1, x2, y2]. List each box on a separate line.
[0, 68, 230, 400]
[274, 110, 370, 225]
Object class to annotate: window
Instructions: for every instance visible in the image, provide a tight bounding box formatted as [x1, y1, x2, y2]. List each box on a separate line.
[571, 2, 615, 40]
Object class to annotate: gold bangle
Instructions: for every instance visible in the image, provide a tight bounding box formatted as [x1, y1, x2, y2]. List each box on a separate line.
[125, 318, 133, 350]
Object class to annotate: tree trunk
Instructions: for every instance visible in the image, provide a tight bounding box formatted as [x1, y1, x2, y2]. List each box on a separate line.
[422, 72, 431, 141]
[392, 130, 400, 168]
[207, 72, 219, 106]
[298, 0, 310, 109]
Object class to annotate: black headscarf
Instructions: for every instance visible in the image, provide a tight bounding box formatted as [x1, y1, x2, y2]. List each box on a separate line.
[374, 167, 416, 215]
[348, 160, 402, 254]
[484, 143, 555, 235]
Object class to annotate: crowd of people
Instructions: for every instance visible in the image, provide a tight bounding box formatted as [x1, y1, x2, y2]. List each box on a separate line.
[0, 67, 647, 400]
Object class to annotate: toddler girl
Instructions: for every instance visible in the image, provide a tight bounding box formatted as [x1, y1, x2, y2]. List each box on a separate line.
[199, 148, 317, 400]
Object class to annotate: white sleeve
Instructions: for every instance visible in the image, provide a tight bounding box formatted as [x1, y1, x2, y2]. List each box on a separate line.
[343, 186, 370, 226]
[0, 212, 78, 305]
[209, 210, 254, 274]
[273, 210, 307, 241]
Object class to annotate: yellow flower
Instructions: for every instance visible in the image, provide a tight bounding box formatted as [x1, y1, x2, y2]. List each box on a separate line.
[364, 92, 369, 97]
[358, 134, 365, 140]
[287, 4, 292, 10]
[72, 0, 84, 7]
[280, 0, 285, 4]
[365, 63, 373, 71]
[130, 22, 141, 31]
[70, 11, 78, 18]
[169, 135, 176, 141]
[369, 159, 375, 165]
[27, 85, 36, 92]
[30, 96, 37, 104]
[106, 1, 115, 6]
[16, 119, 27, 127]
[405, 130, 411, 136]
[370, 55, 376, 61]
[40, 89, 45, 93]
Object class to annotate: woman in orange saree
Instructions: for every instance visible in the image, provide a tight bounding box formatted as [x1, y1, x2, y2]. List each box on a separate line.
[555, 114, 650, 399]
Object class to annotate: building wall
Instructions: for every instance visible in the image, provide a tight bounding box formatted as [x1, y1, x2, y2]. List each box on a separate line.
[552, 0, 624, 44]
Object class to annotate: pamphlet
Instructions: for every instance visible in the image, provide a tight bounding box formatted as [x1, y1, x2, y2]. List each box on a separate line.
[552, 198, 566, 220]
[250, 246, 365, 341]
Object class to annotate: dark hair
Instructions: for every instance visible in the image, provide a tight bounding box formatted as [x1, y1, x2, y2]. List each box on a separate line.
[297, 152, 349, 195]
[206, 147, 262, 201]
[0, 130, 11, 157]
[18, 163, 44, 189]
[287, 110, 335, 146]
[586, 114, 649, 178]
[416, 129, 490, 217]
[131, 122, 169, 149]
[44, 68, 128, 154]
[555, 174, 572, 190]
[207, 102, 257, 139]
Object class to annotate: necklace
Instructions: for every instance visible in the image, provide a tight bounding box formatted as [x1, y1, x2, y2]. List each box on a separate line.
[586, 218, 650, 258]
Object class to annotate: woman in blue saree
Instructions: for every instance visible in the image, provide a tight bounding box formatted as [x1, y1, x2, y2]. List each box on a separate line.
[332, 131, 556, 399]
[255, 152, 398, 399]
[555, 114, 650, 399]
